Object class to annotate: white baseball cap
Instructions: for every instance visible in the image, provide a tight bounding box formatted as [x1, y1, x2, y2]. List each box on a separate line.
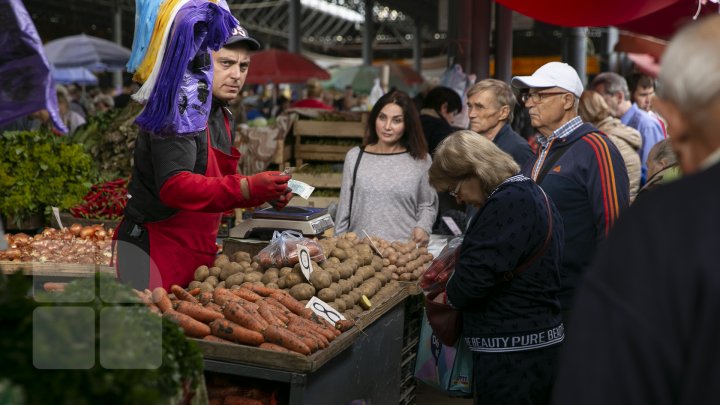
[511, 62, 584, 98]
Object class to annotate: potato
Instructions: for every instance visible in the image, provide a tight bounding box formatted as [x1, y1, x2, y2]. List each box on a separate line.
[318, 288, 337, 302]
[373, 273, 389, 285]
[261, 268, 280, 284]
[277, 277, 287, 289]
[244, 271, 263, 283]
[333, 299, 347, 312]
[266, 282, 279, 289]
[328, 267, 341, 282]
[336, 239, 353, 250]
[309, 270, 333, 290]
[289, 283, 316, 300]
[204, 275, 219, 287]
[213, 254, 230, 267]
[284, 273, 304, 288]
[251, 262, 260, 270]
[329, 282, 341, 296]
[328, 301, 341, 312]
[219, 262, 242, 281]
[330, 248, 347, 260]
[345, 258, 360, 272]
[209, 266, 222, 278]
[216, 281, 226, 289]
[347, 291, 360, 306]
[356, 266, 375, 280]
[382, 258, 391, 267]
[345, 231, 358, 241]
[232, 251, 251, 263]
[326, 256, 341, 265]
[194, 265, 210, 282]
[399, 273, 413, 281]
[350, 275, 363, 288]
[300, 300, 309, 306]
[188, 280, 202, 290]
[279, 267, 293, 277]
[225, 272, 245, 288]
[199, 282, 215, 292]
[338, 279, 352, 294]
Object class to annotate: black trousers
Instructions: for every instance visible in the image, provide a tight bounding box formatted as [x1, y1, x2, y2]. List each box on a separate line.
[472, 346, 560, 405]
[115, 219, 151, 291]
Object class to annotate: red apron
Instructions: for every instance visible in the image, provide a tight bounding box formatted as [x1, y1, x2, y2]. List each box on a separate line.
[143, 115, 240, 289]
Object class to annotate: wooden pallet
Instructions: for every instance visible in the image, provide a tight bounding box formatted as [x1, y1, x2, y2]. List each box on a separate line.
[293, 119, 366, 167]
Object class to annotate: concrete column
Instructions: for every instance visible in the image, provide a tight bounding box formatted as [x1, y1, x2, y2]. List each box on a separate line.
[363, 0, 374, 66]
[564, 27, 588, 86]
[113, 1, 122, 92]
[288, 0, 300, 53]
[494, 3, 513, 83]
[470, 0, 491, 79]
[606, 27, 619, 72]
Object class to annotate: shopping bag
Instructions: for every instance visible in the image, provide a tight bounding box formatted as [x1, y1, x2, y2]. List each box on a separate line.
[414, 312, 472, 396]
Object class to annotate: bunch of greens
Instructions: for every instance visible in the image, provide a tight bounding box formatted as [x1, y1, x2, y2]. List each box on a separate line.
[0, 273, 204, 405]
[0, 130, 96, 227]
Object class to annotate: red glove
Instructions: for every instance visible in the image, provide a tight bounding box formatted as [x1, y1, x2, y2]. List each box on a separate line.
[246, 171, 291, 204]
[271, 190, 294, 210]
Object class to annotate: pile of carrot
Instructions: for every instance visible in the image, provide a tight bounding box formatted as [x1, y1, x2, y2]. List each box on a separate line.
[135, 283, 351, 355]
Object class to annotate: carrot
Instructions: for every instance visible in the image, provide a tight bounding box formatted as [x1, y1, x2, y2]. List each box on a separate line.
[263, 325, 311, 355]
[175, 301, 224, 323]
[163, 309, 211, 338]
[203, 335, 236, 345]
[152, 287, 173, 313]
[257, 302, 285, 327]
[222, 396, 263, 405]
[188, 287, 201, 296]
[259, 342, 292, 353]
[209, 319, 264, 346]
[222, 302, 266, 333]
[197, 291, 214, 305]
[270, 292, 313, 318]
[242, 304, 269, 329]
[289, 314, 336, 341]
[265, 302, 290, 324]
[147, 304, 162, 316]
[171, 285, 199, 304]
[240, 282, 277, 297]
[288, 318, 329, 347]
[213, 288, 241, 306]
[335, 319, 355, 332]
[286, 322, 323, 352]
[308, 312, 342, 336]
[42, 282, 66, 292]
[205, 302, 223, 313]
[231, 288, 261, 302]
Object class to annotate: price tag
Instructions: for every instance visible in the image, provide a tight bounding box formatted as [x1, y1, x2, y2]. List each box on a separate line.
[52, 207, 64, 229]
[362, 229, 383, 257]
[442, 216, 462, 236]
[297, 245, 314, 281]
[306, 296, 345, 324]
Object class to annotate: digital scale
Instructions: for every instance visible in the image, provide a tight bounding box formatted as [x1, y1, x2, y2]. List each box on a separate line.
[229, 206, 334, 240]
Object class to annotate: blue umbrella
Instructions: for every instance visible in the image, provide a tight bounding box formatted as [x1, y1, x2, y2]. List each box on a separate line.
[44, 34, 130, 71]
[51, 66, 98, 85]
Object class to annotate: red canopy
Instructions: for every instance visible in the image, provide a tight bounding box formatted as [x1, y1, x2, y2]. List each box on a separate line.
[245, 49, 330, 85]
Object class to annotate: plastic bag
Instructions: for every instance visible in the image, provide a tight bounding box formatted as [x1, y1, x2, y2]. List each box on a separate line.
[253, 230, 325, 268]
[419, 236, 463, 296]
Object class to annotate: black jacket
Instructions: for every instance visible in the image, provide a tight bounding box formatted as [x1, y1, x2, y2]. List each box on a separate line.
[493, 123, 534, 168]
[446, 175, 564, 352]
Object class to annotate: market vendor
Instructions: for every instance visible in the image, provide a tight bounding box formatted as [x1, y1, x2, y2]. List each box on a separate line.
[116, 25, 293, 290]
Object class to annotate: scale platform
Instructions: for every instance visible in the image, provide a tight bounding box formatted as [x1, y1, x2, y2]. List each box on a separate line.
[229, 206, 334, 240]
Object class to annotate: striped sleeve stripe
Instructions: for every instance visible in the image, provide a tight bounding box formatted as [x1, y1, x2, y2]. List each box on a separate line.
[592, 133, 621, 226]
[581, 134, 613, 236]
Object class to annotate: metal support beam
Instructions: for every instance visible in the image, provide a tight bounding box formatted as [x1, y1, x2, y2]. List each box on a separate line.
[494, 3, 513, 82]
[457, 0, 472, 74]
[605, 27, 619, 72]
[113, 1, 122, 91]
[564, 27, 588, 86]
[363, 0, 374, 66]
[413, 23, 422, 75]
[288, 0, 300, 52]
[470, 0, 491, 79]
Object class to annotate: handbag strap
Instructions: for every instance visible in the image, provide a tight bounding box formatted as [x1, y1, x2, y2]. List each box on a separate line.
[347, 146, 365, 225]
[500, 187, 553, 282]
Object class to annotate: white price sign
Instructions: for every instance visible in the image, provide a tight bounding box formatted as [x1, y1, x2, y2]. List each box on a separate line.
[306, 296, 345, 324]
[297, 245, 314, 281]
[52, 206, 64, 229]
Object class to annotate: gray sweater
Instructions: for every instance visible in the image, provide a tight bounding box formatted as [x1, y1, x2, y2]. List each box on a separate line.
[334, 147, 438, 241]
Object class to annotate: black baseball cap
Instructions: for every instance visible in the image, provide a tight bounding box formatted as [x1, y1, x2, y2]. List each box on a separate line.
[225, 23, 261, 50]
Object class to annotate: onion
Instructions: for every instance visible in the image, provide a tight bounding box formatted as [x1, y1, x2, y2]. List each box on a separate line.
[95, 230, 107, 240]
[80, 227, 95, 239]
[41, 228, 55, 238]
[4, 248, 21, 260]
[13, 233, 30, 246]
[69, 224, 83, 236]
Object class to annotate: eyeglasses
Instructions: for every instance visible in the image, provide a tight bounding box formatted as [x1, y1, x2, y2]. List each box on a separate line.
[449, 180, 463, 198]
[521, 91, 568, 104]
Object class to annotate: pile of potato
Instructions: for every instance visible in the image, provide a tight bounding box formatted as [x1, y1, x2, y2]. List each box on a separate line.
[190, 232, 433, 319]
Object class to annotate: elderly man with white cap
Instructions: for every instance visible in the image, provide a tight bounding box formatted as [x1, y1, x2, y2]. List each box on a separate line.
[512, 62, 629, 319]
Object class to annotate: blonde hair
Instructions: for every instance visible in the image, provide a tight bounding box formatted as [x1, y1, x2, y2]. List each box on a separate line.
[429, 130, 520, 195]
[578, 90, 612, 124]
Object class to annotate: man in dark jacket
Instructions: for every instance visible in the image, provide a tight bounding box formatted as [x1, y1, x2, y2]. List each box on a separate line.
[553, 16, 720, 404]
[419, 86, 462, 155]
[512, 62, 630, 314]
[467, 79, 534, 167]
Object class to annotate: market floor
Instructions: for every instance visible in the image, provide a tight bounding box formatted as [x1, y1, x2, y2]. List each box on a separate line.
[413, 382, 473, 405]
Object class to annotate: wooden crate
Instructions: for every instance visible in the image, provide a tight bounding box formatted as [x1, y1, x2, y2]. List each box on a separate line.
[50, 212, 121, 230]
[0, 261, 114, 278]
[293, 119, 366, 166]
[288, 196, 338, 208]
